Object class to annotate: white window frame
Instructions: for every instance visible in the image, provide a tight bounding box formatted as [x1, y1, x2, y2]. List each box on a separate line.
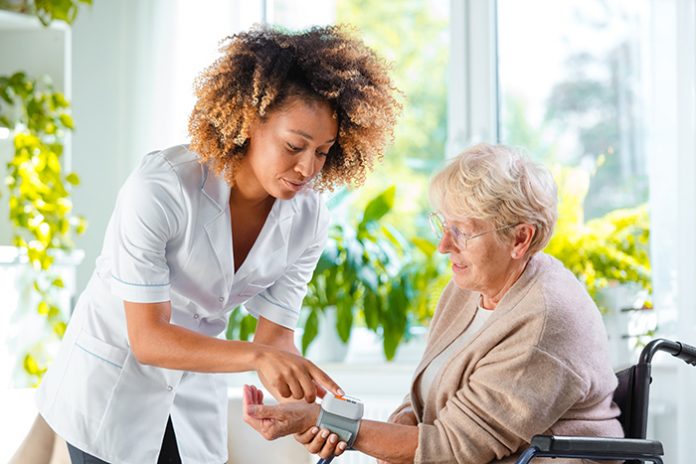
[446, 0, 498, 157]
[456, 0, 696, 461]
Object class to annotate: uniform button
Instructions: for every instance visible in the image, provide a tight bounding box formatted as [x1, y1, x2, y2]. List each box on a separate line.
[193, 313, 200, 319]
[218, 297, 224, 303]
[167, 385, 173, 391]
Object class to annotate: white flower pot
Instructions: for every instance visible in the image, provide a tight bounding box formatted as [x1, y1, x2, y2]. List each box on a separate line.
[305, 306, 350, 364]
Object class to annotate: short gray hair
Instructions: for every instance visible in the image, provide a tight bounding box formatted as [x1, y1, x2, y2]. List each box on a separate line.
[429, 143, 558, 255]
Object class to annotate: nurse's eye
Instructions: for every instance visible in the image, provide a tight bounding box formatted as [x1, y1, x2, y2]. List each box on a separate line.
[316, 150, 328, 158]
[286, 142, 303, 153]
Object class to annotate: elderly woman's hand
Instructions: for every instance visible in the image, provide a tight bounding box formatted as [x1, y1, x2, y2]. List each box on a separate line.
[242, 384, 319, 440]
[294, 426, 347, 459]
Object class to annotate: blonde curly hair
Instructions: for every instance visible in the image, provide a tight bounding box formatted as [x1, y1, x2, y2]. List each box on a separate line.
[188, 25, 401, 191]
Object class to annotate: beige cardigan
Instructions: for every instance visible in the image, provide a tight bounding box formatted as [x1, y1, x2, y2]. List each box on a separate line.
[397, 253, 623, 463]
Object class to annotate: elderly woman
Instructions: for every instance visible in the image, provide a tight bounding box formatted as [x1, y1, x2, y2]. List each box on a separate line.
[242, 143, 623, 463]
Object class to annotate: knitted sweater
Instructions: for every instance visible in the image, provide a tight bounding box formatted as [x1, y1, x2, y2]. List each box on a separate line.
[397, 253, 623, 463]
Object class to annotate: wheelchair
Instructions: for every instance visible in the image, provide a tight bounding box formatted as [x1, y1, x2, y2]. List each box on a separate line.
[515, 338, 696, 463]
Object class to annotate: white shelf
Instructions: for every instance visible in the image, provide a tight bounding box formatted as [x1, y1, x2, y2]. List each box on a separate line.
[0, 8, 67, 31]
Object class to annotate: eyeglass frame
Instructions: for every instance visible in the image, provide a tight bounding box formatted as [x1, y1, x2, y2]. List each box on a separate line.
[428, 211, 518, 249]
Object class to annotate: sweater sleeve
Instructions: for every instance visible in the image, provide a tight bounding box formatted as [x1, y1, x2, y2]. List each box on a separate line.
[387, 393, 414, 422]
[415, 346, 588, 463]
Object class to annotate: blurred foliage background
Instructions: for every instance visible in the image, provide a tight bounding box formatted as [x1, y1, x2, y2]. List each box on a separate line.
[226, 0, 654, 360]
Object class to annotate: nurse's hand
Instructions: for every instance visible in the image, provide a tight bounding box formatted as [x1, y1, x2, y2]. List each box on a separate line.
[242, 384, 319, 439]
[254, 346, 343, 403]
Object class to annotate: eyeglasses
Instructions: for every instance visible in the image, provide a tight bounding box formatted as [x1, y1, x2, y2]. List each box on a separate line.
[428, 212, 516, 249]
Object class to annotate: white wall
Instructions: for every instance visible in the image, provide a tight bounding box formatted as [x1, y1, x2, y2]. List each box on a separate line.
[70, 0, 264, 292]
[70, 0, 132, 292]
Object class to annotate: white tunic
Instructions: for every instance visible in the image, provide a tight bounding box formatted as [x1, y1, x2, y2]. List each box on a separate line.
[36, 145, 329, 464]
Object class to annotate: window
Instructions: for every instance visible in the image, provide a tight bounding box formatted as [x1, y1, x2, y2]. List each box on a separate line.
[267, 0, 450, 234]
[498, 0, 650, 219]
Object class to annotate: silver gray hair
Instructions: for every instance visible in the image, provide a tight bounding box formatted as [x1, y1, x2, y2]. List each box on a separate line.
[429, 143, 558, 255]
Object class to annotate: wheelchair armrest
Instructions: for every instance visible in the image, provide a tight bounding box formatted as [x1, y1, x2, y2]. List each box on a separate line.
[530, 434, 663, 458]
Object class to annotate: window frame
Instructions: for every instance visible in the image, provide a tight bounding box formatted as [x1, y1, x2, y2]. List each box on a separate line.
[458, 0, 696, 461]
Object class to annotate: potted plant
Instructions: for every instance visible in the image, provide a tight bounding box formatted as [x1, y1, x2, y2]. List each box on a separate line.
[1, 71, 86, 384]
[301, 186, 448, 361]
[544, 162, 652, 365]
[545, 162, 651, 307]
[0, 0, 90, 389]
[0, 0, 92, 25]
[226, 186, 448, 362]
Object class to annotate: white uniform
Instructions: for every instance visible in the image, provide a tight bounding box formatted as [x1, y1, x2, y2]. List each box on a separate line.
[36, 145, 329, 464]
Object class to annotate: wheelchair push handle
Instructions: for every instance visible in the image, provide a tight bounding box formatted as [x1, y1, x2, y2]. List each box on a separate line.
[674, 341, 696, 366]
[639, 338, 696, 366]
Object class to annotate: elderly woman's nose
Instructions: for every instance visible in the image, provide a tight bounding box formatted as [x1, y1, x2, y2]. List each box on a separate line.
[438, 230, 458, 253]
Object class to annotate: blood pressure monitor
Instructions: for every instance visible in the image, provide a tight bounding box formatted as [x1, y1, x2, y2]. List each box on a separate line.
[316, 394, 364, 449]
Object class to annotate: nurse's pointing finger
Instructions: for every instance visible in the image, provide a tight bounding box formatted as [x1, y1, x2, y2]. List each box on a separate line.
[308, 364, 344, 398]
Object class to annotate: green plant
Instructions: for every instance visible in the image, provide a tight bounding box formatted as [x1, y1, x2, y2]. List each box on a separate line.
[544, 159, 651, 311]
[225, 186, 448, 361]
[0, 0, 92, 26]
[0, 71, 85, 384]
[301, 186, 447, 360]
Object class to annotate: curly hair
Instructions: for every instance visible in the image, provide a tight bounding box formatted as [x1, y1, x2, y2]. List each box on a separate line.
[188, 24, 401, 190]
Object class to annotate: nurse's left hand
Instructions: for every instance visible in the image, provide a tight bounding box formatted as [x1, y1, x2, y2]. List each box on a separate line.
[254, 346, 343, 403]
[242, 384, 320, 440]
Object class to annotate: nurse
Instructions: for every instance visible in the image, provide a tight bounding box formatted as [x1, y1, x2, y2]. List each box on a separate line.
[36, 25, 400, 464]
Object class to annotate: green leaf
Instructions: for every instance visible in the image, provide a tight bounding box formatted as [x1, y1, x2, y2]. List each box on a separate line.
[357, 265, 379, 293]
[59, 113, 74, 129]
[362, 292, 380, 330]
[225, 307, 242, 340]
[239, 314, 258, 341]
[52, 92, 69, 108]
[382, 327, 401, 361]
[48, 305, 61, 319]
[24, 354, 46, 376]
[53, 321, 67, 337]
[65, 172, 80, 185]
[411, 237, 437, 255]
[0, 87, 13, 105]
[37, 301, 50, 315]
[75, 216, 88, 234]
[359, 185, 396, 229]
[335, 302, 353, 343]
[314, 247, 338, 275]
[301, 309, 320, 355]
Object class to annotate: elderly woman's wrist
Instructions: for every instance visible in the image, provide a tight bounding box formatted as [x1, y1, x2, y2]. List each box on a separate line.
[303, 403, 321, 431]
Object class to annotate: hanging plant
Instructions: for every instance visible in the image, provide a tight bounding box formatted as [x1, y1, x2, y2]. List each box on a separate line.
[0, 0, 93, 26]
[0, 71, 86, 384]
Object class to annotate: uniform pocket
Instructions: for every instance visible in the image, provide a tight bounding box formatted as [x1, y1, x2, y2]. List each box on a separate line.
[75, 331, 128, 368]
[58, 330, 128, 432]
